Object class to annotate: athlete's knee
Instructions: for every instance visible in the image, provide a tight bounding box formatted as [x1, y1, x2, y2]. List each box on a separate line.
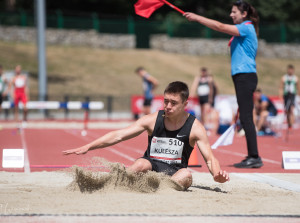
[172, 168, 193, 189]
[128, 158, 152, 173]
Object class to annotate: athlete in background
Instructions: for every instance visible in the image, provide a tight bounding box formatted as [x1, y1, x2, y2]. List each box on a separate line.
[135, 67, 158, 115]
[0, 65, 9, 115]
[191, 67, 214, 127]
[10, 65, 29, 121]
[253, 88, 278, 133]
[279, 64, 299, 129]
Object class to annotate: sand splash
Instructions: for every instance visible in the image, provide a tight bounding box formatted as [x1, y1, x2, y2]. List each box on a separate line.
[68, 158, 184, 193]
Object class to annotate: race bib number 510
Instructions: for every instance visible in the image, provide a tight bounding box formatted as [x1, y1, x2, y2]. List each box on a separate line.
[150, 137, 184, 164]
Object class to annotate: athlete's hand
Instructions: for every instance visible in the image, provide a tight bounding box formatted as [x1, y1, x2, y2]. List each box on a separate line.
[213, 170, 230, 183]
[184, 12, 199, 22]
[62, 145, 89, 155]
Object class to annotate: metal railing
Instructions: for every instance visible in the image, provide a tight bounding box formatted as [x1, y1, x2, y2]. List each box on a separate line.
[0, 11, 300, 48]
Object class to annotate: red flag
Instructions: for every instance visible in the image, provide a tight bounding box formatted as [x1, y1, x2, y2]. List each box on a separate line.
[134, 0, 164, 18]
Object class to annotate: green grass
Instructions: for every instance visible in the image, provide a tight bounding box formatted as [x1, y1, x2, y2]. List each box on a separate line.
[1, 40, 299, 99]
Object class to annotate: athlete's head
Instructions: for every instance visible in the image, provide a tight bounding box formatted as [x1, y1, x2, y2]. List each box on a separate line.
[135, 66, 146, 76]
[164, 81, 189, 116]
[200, 67, 208, 76]
[287, 64, 295, 75]
[15, 65, 22, 75]
[253, 88, 262, 100]
[231, 1, 259, 35]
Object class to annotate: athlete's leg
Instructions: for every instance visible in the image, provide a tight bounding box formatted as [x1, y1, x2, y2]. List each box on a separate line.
[14, 95, 19, 121]
[143, 105, 151, 115]
[22, 94, 28, 121]
[127, 158, 152, 173]
[203, 103, 211, 127]
[287, 105, 295, 128]
[171, 168, 193, 189]
[257, 110, 269, 131]
[0, 95, 2, 114]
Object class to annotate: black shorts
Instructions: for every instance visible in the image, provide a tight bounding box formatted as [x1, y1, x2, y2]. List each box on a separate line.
[284, 94, 295, 110]
[0, 94, 2, 105]
[198, 95, 209, 105]
[141, 157, 182, 176]
[143, 98, 152, 106]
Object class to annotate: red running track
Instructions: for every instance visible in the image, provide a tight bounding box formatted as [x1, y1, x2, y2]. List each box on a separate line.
[0, 126, 299, 173]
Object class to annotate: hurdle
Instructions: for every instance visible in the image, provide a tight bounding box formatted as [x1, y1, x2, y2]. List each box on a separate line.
[1, 100, 104, 120]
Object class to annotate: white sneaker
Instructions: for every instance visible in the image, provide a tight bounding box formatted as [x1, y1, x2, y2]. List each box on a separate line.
[238, 129, 245, 136]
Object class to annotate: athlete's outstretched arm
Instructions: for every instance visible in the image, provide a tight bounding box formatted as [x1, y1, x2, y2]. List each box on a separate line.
[184, 12, 239, 36]
[190, 76, 199, 97]
[190, 120, 230, 183]
[62, 112, 157, 155]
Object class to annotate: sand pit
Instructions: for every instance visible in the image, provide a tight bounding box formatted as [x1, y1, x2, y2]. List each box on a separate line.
[0, 161, 300, 222]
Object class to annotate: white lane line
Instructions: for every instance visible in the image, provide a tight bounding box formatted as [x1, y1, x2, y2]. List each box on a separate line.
[63, 129, 136, 162]
[19, 127, 30, 173]
[215, 149, 281, 165]
[109, 148, 135, 162]
[114, 143, 144, 155]
[232, 173, 300, 192]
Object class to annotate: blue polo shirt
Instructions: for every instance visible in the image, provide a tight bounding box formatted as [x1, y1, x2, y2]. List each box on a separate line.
[231, 20, 258, 76]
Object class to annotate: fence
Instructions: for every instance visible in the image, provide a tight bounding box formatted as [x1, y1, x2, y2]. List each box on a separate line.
[0, 11, 300, 48]
[0, 94, 132, 120]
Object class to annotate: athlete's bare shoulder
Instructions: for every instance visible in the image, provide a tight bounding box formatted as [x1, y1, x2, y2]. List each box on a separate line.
[190, 118, 207, 140]
[136, 111, 158, 133]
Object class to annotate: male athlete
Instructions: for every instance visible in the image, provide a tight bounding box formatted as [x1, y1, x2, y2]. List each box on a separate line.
[10, 65, 29, 121]
[135, 67, 158, 115]
[63, 81, 229, 189]
[0, 65, 9, 114]
[279, 64, 299, 129]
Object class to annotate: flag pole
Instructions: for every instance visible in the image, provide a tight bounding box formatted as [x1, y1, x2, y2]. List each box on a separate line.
[160, 0, 185, 14]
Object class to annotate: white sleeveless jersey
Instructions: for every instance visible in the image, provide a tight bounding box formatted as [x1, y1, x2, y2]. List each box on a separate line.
[15, 76, 26, 88]
[283, 74, 298, 95]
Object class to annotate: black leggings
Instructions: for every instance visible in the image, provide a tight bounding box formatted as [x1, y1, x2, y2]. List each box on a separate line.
[232, 73, 259, 158]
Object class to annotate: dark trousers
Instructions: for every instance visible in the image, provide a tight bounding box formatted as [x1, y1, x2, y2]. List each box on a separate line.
[232, 73, 259, 158]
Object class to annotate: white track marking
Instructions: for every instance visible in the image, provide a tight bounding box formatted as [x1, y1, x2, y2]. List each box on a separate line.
[215, 149, 281, 165]
[19, 127, 30, 173]
[108, 148, 135, 162]
[233, 173, 300, 192]
[114, 143, 144, 155]
[63, 129, 136, 162]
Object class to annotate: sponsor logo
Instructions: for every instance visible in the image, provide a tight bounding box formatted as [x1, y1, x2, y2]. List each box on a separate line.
[176, 134, 186, 138]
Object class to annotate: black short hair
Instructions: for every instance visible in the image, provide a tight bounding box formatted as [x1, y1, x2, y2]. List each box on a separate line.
[135, 66, 145, 73]
[287, 64, 294, 69]
[201, 67, 207, 72]
[255, 88, 261, 93]
[164, 81, 189, 102]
